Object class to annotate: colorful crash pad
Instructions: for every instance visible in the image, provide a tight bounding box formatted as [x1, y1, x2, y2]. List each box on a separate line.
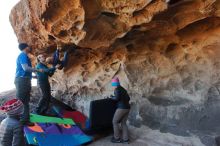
[63, 111, 88, 129]
[24, 123, 92, 146]
[37, 134, 91, 146]
[30, 114, 75, 125]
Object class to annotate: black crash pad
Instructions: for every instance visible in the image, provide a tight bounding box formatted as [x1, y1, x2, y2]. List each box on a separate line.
[89, 98, 117, 131]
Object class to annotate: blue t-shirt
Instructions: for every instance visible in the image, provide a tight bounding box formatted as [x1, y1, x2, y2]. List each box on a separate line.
[15, 52, 32, 78]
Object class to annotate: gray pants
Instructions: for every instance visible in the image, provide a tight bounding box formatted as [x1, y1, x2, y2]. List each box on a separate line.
[112, 108, 130, 140]
[14, 77, 31, 122]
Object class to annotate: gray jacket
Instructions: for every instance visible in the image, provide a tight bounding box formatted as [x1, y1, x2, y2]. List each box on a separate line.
[0, 116, 25, 146]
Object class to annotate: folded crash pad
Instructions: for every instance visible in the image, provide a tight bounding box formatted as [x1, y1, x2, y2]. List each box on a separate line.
[89, 98, 117, 130]
[24, 123, 92, 146]
[30, 114, 75, 125]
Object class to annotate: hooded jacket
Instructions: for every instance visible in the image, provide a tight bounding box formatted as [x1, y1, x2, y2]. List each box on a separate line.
[0, 116, 25, 146]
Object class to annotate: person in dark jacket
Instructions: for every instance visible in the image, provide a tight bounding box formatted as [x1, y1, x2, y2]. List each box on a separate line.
[45, 44, 68, 70]
[110, 77, 130, 144]
[35, 54, 58, 115]
[15, 43, 42, 126]
[0, 99, 25, 146]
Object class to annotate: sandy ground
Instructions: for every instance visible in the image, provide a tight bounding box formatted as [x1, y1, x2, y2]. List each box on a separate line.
[89, 126, 205, 146]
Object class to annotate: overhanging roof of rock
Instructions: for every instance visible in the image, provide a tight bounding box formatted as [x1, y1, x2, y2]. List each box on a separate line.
[10, 0, 220, 53]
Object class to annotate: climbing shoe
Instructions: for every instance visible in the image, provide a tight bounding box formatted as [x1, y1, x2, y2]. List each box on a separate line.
[111, 137, 122, 143]
[122, 139, 130, 144]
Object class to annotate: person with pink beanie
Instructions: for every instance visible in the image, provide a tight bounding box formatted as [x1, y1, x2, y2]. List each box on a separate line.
[0, 99, 26, 146]
[110, 77, 130, 144]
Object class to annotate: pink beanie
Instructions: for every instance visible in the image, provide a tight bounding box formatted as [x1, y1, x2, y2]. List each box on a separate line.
[0, 99, 24, 116]
[112, 77, 120, 86]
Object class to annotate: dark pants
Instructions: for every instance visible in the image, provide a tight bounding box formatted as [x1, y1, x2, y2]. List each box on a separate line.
[36, 81, 51, 114]
[14, 77, 31, 122]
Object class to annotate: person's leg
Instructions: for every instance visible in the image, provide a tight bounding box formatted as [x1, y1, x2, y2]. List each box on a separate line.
[36, 83, 47, 114]
[112, 109, 122, 140]
[121, 109, 130, 142]
[53, 49, 59, 66]
[112, 109, 129, 143]
[41, 82, 51, 114]
[61, 51, 68, 67]
[36, 82, 51, 114]
[15, 78, 31, 122]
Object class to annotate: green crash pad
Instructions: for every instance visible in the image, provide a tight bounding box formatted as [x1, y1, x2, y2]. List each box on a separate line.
[30, 114, 75, 125]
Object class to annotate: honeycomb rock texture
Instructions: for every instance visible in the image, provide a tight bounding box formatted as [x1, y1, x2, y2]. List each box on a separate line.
[10, 1, 220, 145]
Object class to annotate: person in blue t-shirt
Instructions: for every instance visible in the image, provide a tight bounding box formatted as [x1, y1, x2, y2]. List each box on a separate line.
[14, 43, 42, 126]
[35, 54, 59, 115]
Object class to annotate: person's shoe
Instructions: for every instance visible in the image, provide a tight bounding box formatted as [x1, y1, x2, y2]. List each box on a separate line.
[33, 110, 48, 116]
[36, 112, 47, 116]
[33, 109, 42, 115]
[25, 121, 35, 126]
[122, 139, 130, 144]
[111, 137, 122, 143]
[20, 120, 35, 126]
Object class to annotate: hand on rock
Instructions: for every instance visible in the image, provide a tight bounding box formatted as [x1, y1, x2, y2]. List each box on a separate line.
[55, 64, 62, 69]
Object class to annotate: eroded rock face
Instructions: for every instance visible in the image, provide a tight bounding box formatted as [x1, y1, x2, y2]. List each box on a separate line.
[10, 0, 85, 51]
[10, 0, 220, 145]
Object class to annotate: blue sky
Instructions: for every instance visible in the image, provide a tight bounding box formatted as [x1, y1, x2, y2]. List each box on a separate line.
[0, 0, 36, 92]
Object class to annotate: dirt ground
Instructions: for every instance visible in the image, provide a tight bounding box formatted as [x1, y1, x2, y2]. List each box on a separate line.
[89, 126, 204, 146]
